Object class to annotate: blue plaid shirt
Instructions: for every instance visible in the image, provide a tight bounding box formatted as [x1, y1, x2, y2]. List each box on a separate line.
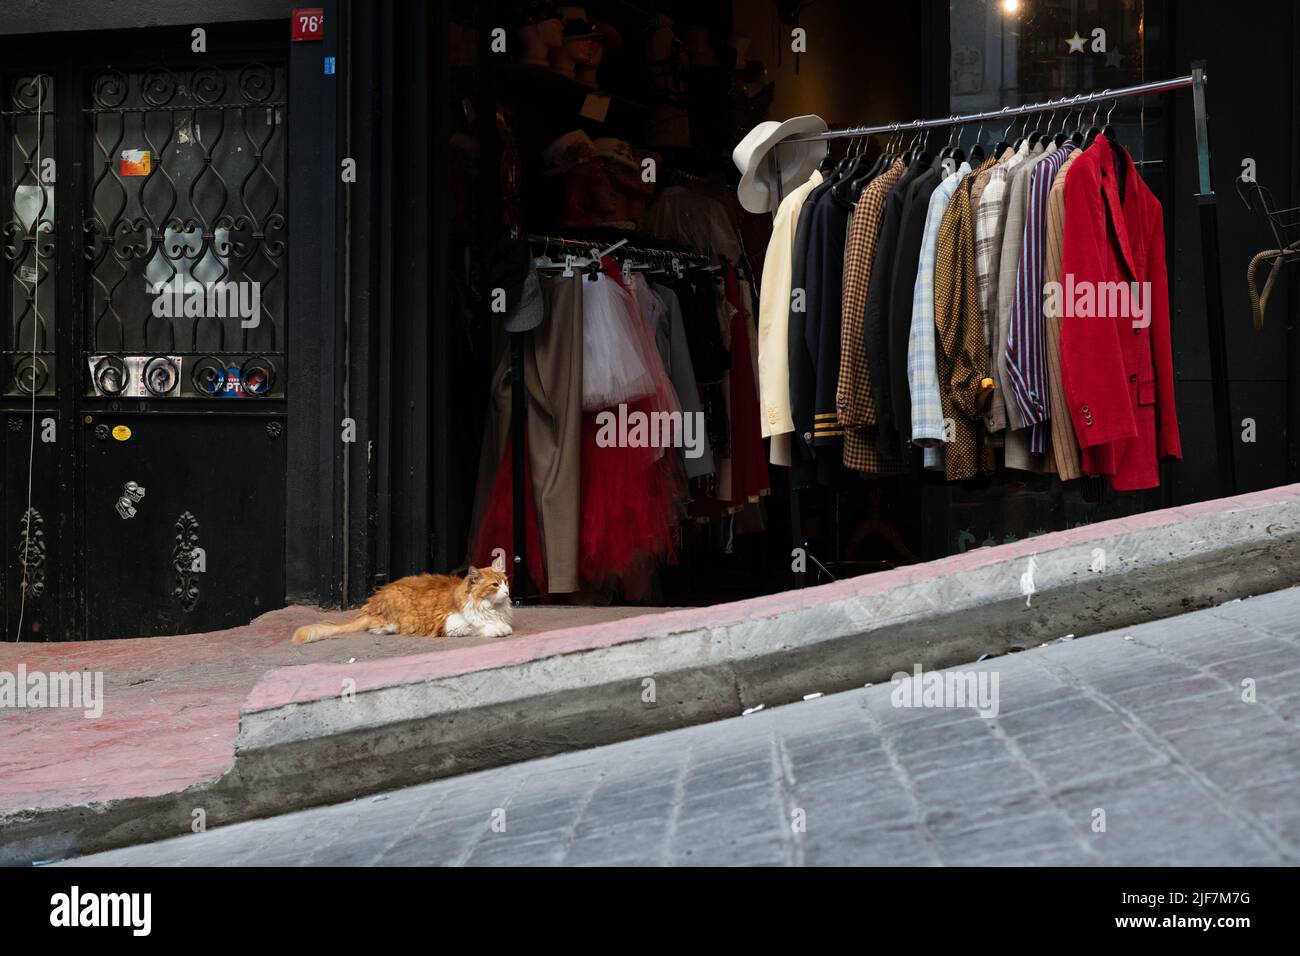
[908, 162, 969, 469]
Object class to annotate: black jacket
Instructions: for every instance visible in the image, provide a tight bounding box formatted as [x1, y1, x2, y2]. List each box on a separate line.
[862, 162, 924, 454]
[885, 167, 940, 457]
[787, 178, 835, 475]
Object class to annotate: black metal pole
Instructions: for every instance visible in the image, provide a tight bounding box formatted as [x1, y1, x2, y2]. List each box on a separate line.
[510, 331, 529, 604]
[1191, 61, 1237, 498]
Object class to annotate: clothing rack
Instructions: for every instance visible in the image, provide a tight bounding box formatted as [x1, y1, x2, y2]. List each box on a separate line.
[527, 233, 716, 270]
[768, 63, 1233, 587]
[503, 233, 716, 604]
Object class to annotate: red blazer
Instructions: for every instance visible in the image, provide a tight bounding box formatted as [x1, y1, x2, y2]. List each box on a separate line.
[1060, 135, 1181, 490]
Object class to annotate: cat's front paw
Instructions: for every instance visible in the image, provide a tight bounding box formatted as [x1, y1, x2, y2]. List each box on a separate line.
[484, 623, 514, 638]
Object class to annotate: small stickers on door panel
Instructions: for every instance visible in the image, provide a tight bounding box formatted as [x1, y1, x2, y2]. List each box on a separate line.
[120, 149, 151, 176]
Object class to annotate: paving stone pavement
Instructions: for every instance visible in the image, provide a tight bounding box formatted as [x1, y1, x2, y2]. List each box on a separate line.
[60, 589, 1300, 866]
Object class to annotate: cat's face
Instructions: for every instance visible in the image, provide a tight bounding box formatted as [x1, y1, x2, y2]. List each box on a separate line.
[467, 557, 510, 607]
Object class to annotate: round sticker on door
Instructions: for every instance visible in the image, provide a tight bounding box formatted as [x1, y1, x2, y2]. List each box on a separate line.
[112, 425, 132, 441]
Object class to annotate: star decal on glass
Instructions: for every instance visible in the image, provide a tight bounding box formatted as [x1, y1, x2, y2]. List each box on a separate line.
[1066, 31, 1087, 54]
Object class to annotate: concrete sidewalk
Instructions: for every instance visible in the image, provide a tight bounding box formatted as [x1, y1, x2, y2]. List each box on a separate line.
[6, 483, 1300, 864]
[0, 606, 663, 845]
[61, 588, 1300, 867]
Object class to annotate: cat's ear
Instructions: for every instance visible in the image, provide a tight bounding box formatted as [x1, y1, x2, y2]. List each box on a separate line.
[490, 552, 506, 573]
[466, 565, 482, 583]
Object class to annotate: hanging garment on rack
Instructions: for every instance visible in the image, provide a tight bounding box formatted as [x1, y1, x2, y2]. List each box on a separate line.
[723, 263, 771, 504]
[579, 263, 682, 588]
[862, 158, 926, 459]
[995, 140, 1049, 472]
[807, 186, 855, 457]
[839, 158, 908, 474]
[1060, 134, 1181, 491]
[758, 168, 822, 467]
[712, 272, 737, 505]
[650, 280, 717, 479]
[908, 161, 971, 471]
[672, 273, 731, 460]
[1005, 141, 1076, 457]
[973, 145, 1022, 440]
[885, 166, 942, 457]
[634, 272, 672, 369]
[933, 154, 998, 481]
[694, 264, 772, 518]
[470, 273, 585, 594]
[1042, 149, 1084, 480]
[787, 173, 835, 482]
[582, 272, 657, 410]
[644, 185, 746, 263]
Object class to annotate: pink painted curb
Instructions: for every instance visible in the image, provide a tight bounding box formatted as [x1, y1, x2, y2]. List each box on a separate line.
[243, 482, 1300, 715]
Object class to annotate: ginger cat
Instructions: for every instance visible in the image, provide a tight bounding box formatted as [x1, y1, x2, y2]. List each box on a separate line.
[292, 555, 513, 644]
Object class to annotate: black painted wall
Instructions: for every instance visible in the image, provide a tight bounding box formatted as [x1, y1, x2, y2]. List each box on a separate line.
[1168, 0, 1300, 503]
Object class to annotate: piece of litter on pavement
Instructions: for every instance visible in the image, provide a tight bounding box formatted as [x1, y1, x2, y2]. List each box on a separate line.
[1123, 634, 1134, 641]
[347, 657, 356, 664]
[803, 692, 823, 701]
[742, 704, 765, 716]
[863, 682, 873, 688]
[371, 794, 388, 802]
[976, 653, 991, 662]
[1062, 634, 1075, 640]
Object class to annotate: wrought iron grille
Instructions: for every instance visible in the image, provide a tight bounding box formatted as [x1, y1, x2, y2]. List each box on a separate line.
[83, 63, 286, 398]
[2, 75, 56, 397]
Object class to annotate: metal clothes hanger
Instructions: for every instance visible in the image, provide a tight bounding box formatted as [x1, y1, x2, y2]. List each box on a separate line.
[1101, 96, 1120, 144]
[1026, 101, 1055, 149]
[833, 131, 872, 199]
[994, 105, 1015, 157]
[1012, 109, 1031, 151]
[938, 115, 959, 161]
[1068, 95, 1087, 147]
[1052, 97, 1074, 148]
[1084, 92, 1109, 148]
[969, 118, 987, 165]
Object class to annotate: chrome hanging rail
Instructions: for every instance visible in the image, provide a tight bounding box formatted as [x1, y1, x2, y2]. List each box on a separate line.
[775, 73, 1196, 144]
[525, 233, 715, 265]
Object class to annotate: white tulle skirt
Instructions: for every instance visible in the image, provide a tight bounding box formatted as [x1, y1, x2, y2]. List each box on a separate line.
[581, 273, 656, 410]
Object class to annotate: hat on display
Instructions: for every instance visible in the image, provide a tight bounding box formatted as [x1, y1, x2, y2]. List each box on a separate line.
[542, 129, 597, 175]
[732, 114, 828, 214]
[593, 137, 639, 170]
[591, 18, 622, 53]
[513, 0, 562, 26]
[562, 17, 600, 39]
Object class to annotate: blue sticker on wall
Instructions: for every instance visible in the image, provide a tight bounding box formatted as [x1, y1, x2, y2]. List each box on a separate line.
[323, 56, 336, 75]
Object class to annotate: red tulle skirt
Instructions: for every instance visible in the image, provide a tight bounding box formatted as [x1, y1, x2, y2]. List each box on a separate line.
[579, 400, 677, 585]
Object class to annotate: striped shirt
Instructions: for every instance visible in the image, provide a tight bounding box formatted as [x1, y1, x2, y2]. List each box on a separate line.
[1005, 142, 1074, 454]
[972, 147, 1020, 434]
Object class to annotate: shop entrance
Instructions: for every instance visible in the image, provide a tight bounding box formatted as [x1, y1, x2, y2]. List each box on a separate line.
[1, 49, 287, 641]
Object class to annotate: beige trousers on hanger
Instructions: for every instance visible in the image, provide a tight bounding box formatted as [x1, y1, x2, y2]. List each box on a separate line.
[469, 274, 584, 593]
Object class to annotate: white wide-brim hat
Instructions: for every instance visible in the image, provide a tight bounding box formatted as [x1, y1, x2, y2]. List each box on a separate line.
[733, 114, 828, 214]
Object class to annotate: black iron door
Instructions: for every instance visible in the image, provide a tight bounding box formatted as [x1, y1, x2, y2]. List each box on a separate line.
[2, 48, 288, 641]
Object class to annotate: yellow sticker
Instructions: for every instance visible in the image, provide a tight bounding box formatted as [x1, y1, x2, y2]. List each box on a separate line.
[112, 425, 132, 441]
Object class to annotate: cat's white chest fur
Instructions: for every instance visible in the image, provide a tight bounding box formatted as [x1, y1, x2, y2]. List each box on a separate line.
[445, 596, 513, 638]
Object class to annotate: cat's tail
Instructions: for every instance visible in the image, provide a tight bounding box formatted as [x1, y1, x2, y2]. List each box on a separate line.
[292, 612, 382, 645]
